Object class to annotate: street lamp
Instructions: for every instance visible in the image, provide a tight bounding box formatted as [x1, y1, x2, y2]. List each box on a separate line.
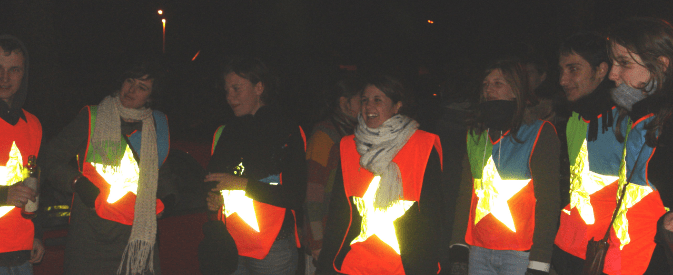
[158, 10, 163, 15]
[162, 18, 166, 53]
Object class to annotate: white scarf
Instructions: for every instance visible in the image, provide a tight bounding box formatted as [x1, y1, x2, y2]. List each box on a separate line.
[91, 95, 158, 275]
[354, 114, 418, 208]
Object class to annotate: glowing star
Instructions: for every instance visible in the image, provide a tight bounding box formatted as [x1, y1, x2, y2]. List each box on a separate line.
[567, 140, 619, 224]
[350, 176, 414, 255]
[0, 142, 26, 218]
[612, 161, 653, 250]
[473, 156, 530, 232]
[92, 145, 139, 204]
[221, 162, 260, 232]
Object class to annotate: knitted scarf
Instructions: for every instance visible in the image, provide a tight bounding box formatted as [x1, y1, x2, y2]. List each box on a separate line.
[91, 95, 158, 275]
[354, 114, 418, 208]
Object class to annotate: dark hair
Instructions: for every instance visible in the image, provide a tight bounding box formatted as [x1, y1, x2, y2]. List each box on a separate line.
[118, 59, 165, 108]
[328, 76, 362, 113]
[361, 74, 411, 116]
[222, 57, 278, 105]
[0, 38, 23, 56]
[560, 31, 611, 70]
[608, 17, 673, 146]
[472, 57, 532, 141]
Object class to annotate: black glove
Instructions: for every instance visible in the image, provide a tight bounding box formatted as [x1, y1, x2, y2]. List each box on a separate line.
[446, 245, 469, 275]
[525, 267, 549, 275]
[74, 177, 99, 208]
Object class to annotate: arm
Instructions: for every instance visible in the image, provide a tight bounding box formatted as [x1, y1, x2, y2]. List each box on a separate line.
[245, 126, 307, 210]
[528, 122, 561, 274]
[447, 153, 473, 266]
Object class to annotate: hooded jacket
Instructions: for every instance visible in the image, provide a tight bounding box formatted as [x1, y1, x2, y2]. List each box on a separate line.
[0, 34, 42, 267]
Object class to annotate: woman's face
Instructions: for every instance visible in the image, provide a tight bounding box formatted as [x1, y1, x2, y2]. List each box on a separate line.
[360, 85, 401, 129]
[119, 75, 153, 109]
[224, 72, 264, 117]
[340, 94, 361, 119]
[482, 69, 515, 101]
[608, 43, 652, 89]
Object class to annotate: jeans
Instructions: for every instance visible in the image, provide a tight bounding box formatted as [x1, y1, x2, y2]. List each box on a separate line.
[0, 262, 32, 275]
[232, 237, 298, 275]
[469, 246, 529, 275]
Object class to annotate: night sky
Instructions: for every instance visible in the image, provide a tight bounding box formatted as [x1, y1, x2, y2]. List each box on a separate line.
[2, 0, 673, 141]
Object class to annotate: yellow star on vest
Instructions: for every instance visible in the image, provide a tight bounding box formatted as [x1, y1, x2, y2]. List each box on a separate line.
[92, 145, 139, 204]
[221, 162, 259, 232]
[0, 142, 26, 218]
[350, 176, 414, 255]
[473, 156, 530, 232]
[613, 175, 653, 249]
[567, 139, 619, 224]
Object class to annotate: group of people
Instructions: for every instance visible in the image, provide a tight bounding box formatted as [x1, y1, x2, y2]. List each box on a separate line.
[3, 15, 673, 275]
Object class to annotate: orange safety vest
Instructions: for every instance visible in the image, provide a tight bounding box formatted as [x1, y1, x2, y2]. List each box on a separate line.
[80, 106, 169, 225]
[465, 120, 548, 251]
[212, 125, 306, 260]
[336, 130, 442, 275]
[555, 109, 623, 261]
[0, 110, 41, 253]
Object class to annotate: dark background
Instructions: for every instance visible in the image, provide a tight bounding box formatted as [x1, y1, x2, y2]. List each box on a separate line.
[2, 0, 673, 143]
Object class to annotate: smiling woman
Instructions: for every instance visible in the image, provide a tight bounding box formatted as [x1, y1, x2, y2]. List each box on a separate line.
[42, 58, 172, 275]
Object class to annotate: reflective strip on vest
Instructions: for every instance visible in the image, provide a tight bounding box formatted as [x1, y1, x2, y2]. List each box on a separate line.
[350, 176, 414, 254]
[613, 144, 652, 250]
[474, 156, 530, 232]
[0, 142, 26, 218]
[91, 145, 139, 204]
[567, 139, 619, 224]
[220, 161, 260, 232]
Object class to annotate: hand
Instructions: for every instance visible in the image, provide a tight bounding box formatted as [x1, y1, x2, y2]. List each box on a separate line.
[6, 183, 37, 208]
[29, 238, 45, 264]
[664, 211, 673, 231]
[205, 173, 248, 191]
[206, 191, 224, 212]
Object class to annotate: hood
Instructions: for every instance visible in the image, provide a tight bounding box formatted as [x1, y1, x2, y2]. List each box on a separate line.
[0, 35, 29, 125]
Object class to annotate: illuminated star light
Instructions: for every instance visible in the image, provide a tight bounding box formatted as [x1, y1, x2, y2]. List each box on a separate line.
[351, 176, 414, 255]
[0, 142, 26, 218]
[221, 162, 260, 232]
[567, 139, 618, 224]
[92, 145, 139, 204]
[473, 156, 530, 232]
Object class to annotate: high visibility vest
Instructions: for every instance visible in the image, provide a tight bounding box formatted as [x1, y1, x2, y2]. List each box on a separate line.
[80, 106, 169, 225]
[212, 124, 305, 260]
[0, 110, 41, 253]
[336, 130, 442, 275]
[465, 120, 548, 251]
[599, 114, 666, 275]
[555, 109, 624, 260]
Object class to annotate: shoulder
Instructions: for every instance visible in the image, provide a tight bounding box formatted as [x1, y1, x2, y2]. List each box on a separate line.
[21, 109, 42, 129]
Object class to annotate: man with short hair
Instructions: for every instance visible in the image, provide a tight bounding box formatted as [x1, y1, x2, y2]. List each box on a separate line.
[0, 34, 45, 274]
[552, 31, 619, 275]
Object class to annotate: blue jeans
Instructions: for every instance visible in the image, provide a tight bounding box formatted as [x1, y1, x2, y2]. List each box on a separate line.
[0, 262, 32, 275]
[469, 246, 529, 275]
[232, 237, 298, 275]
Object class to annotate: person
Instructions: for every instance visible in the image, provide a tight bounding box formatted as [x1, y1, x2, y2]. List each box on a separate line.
[451, 57, 560, 275]
[205, 57, 307, 275]
[601, 17, 673, 275]
[43, 59, 170, 275]
[303, 76, 361, 274]
[0, 35, 45, 275]
[551, 31, 621, 275]
[316, 74, 443, 274]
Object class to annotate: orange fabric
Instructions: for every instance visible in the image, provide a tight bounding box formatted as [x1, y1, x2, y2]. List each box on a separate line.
[465, 180, 536, 250]
[337, 130, 441, 274]
[225, 202, 288, 259]
[81, 162, 164, 225]
[555, 181, 619, 260]
[0, 110, 41, 253]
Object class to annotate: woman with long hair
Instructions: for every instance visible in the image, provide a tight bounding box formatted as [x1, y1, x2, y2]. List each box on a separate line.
[605, 17, 673, 274]
[451, 57, 559, 275]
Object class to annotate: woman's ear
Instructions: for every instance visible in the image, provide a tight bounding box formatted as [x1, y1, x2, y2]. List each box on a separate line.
[658, 56, 670, 72]
[254, 82, 265, 96]
[393, 101, 403, 114]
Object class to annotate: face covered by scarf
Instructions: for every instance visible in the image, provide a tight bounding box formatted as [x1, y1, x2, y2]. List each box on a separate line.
[479, 100, 517, 131]
[611, 81, 657, 111]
